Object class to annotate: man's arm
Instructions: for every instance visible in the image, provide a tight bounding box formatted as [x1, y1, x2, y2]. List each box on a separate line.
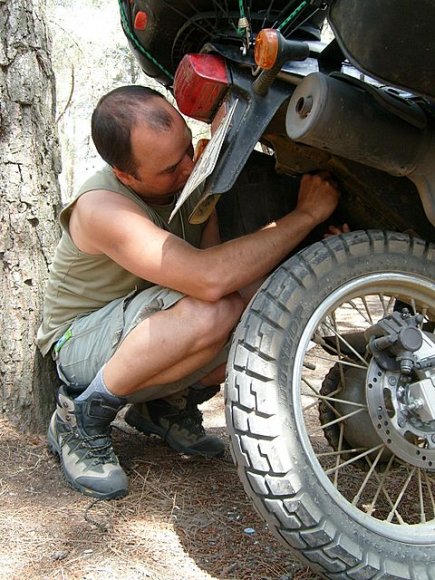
[69, 173, 339, 302]
[199, 209, 221, 249]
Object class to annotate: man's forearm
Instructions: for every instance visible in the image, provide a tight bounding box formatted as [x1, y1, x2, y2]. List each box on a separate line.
[199, 208, 318, 300]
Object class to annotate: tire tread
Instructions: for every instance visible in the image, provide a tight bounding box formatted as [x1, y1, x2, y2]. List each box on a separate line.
[226, 231, 435, 578]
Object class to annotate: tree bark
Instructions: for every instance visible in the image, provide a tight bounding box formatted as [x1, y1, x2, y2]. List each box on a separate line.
[0, 0, 62, 432]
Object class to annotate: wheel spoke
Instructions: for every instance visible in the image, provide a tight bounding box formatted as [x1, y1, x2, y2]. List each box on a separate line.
[424, 470, 435, 519]
[379, 293, 396, 317]
[351, 446, 385, 507]
[303, 391, 366, 409]
[303, 282, 434, 525]
[334, 421, 345, 487]
[321, 321, 369, 367]
[347, 299, 373, 325]
[386, 467, 416, 523]
[329, 311, 340, 356]
[364, 454, 405, 523]
[311, 302, 434, 525]
[325, 444, 384, 476]
[317, 447, 367, 458]
[309, 351, 368, 371]
[360, 296, 375, 325]
[302, 377, 342, 417]
[418, 468, 426, 523]
[313, 407, 365, 434]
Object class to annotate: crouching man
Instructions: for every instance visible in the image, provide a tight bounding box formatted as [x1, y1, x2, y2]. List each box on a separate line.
[37, 85, 340, 499]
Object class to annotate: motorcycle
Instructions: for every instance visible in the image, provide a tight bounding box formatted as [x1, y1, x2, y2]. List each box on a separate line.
[118, 1, 435, 577]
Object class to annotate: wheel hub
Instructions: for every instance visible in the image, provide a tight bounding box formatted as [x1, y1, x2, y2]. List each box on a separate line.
[366, 360, 435, 470]
[319, 311, 435, 469]
[366, 314, 435, 469]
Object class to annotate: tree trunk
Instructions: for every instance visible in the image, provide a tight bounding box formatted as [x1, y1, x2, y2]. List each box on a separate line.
[0, 0, 62, 432]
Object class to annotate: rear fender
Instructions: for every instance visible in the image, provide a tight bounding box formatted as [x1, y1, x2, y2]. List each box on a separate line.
[199, 67, 292, 196]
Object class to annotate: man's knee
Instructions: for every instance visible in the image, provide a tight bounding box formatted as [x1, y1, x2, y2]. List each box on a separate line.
[179, 293, 243, 346]
[213, 292, 244, 336]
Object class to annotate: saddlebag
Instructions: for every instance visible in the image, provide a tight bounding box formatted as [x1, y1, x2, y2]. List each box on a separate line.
[329, 0, 435, 99]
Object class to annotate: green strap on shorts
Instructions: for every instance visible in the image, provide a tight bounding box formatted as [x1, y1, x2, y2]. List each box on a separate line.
[54, 327, 73, 354]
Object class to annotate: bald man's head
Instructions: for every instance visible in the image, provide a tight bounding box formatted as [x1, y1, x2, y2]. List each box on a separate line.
[91, 85, 176, 176]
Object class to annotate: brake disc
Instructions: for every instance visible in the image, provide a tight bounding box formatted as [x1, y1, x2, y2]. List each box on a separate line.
[366, 358, 435, 469]
[319, 321, 435, 468]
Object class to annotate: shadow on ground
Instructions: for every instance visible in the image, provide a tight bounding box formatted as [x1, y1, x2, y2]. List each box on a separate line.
[0, 392, 320, 579]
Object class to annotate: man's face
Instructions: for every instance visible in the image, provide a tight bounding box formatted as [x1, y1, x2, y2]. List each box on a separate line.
[116, 105, 195, 203]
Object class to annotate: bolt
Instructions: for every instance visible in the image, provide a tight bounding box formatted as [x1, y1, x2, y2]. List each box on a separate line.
[397, 416, 406, 428]
[388, 376, 397, 386]
[400, 359, 413, 374]
[408, 398, 424, 411]
[431, 434, 435, 444]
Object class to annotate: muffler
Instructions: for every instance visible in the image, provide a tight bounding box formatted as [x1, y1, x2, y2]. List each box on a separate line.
[285, 73, 435, 225]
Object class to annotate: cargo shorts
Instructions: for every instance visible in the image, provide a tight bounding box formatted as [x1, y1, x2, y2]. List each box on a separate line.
[53, 285, 228, 403]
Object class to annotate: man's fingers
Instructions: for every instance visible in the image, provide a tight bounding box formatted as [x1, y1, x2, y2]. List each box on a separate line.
[327, 225, 341, 235]
[324, 223, 351, 238]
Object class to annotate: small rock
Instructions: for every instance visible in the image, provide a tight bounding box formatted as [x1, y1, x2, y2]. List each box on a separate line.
[243, 527, 256, 535]
[51, 551, 69, 561]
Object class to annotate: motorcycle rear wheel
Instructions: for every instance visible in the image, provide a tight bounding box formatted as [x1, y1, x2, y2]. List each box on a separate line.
[226, 230, 435, 578]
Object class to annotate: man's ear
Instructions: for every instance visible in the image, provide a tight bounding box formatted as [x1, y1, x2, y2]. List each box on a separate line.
[112, 166, 135, 187]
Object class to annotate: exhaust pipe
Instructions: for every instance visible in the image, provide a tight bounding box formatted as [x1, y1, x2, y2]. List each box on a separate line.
[285, 73, 435, 226]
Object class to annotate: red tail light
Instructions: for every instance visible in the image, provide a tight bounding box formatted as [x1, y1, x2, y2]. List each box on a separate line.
[174, 54, 230, 123]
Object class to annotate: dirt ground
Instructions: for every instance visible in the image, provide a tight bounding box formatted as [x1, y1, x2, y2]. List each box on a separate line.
[0, 391, 321, 580]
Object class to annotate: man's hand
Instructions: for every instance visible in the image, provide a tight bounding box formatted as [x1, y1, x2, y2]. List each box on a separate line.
[325, 223, 350, 237]
[295, 172, 341, 226]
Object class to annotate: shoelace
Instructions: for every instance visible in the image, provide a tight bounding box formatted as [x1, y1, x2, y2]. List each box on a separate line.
[65, 431, 116, 465]
[175, 408, 206, 436]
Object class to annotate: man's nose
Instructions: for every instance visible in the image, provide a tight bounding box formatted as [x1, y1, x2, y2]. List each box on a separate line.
[180, 153, 195, 177]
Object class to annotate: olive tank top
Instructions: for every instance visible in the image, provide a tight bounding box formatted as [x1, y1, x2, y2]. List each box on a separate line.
[37, 166, 204, 355]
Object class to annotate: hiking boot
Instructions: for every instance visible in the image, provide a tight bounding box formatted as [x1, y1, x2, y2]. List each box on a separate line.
[47, 386, 128, 499]
[124, 385, 225, 457]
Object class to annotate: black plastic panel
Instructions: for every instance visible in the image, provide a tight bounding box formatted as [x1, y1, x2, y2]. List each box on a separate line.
[329, 0, 435, 99]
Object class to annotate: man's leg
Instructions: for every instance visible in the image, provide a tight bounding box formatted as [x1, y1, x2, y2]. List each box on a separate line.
[102, 293, 243, 396]
[49, 288, 243, 499]
[79, 294, 242, 461]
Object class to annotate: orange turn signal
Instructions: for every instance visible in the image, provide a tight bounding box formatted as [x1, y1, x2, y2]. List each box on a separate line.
[254, 29, 280, 69]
